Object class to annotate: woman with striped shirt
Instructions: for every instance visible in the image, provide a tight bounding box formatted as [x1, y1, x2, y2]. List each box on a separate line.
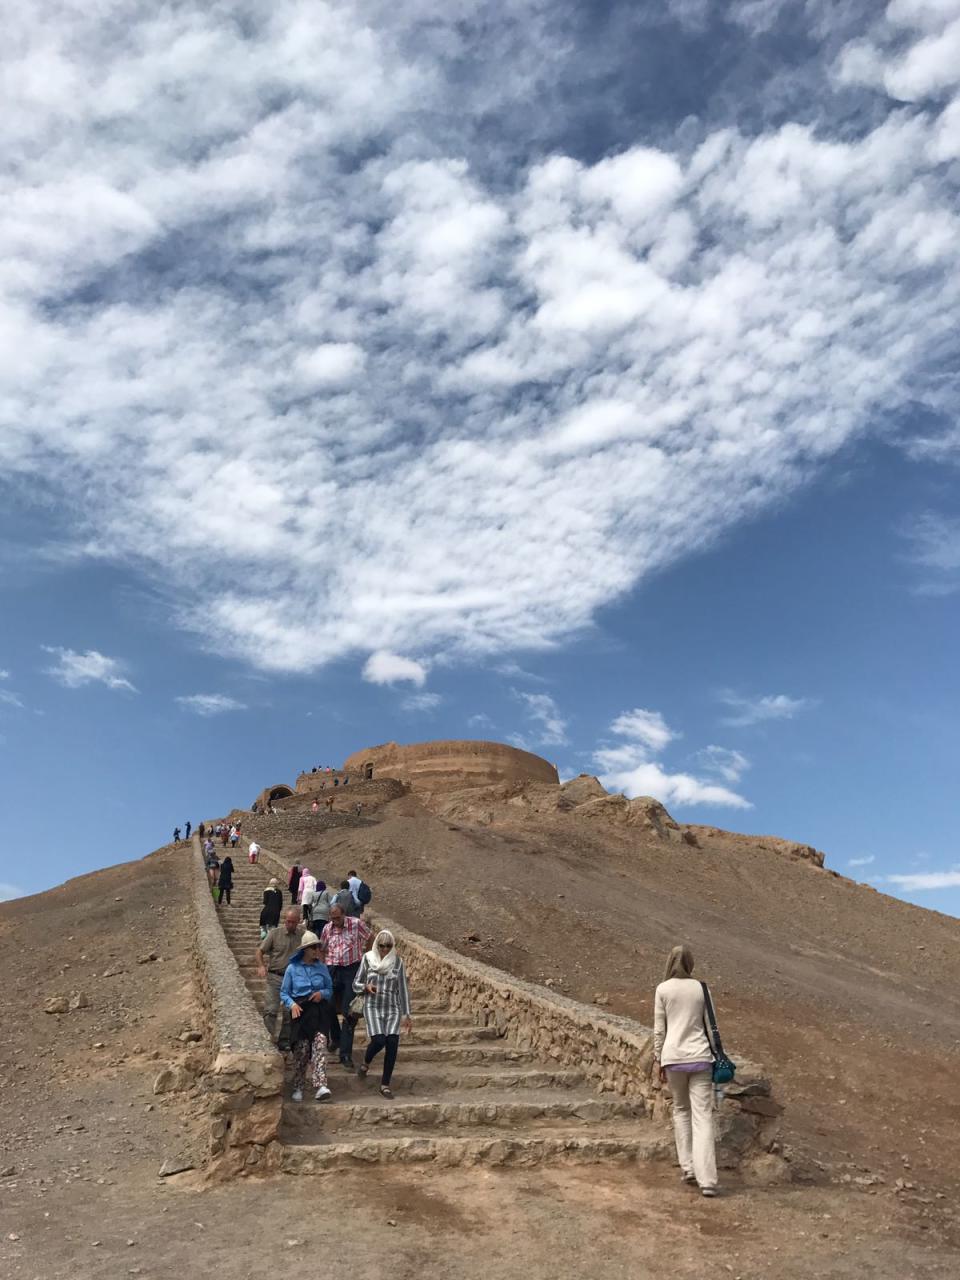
[353, 930, 412, 1098]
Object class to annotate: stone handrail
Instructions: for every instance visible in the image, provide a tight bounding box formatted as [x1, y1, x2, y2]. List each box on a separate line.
[191, 837, 283, 1175]
[253, 842, 781, 1166]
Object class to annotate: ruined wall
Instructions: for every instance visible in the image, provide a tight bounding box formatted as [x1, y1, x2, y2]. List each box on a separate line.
[343, 739, 559, 792]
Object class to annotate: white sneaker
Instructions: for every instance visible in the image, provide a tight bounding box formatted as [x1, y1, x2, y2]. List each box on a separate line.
[291, 1088, 303, 1103]
[314, 1086, 332, 1102]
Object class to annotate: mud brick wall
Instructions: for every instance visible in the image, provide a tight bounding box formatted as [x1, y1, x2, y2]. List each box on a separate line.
[191, 839, 283, 1176]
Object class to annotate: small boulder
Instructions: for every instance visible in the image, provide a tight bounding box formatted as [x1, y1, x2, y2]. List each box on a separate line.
[44, 996, 69, 1015]
[137, 952, 159, 965]
[158, 1157, 195, 1177]
[68, 992, 90, 1011]
[153, 1066, 192, 1095]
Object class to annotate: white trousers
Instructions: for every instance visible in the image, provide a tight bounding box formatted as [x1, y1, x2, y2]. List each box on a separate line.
[667, 1068, 717, 1190]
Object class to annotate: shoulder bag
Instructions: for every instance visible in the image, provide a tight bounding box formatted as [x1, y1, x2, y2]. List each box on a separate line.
[700, 981, 736, 1084]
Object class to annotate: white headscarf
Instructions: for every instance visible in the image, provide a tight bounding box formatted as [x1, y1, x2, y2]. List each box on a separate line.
[364, 929, 397, 975]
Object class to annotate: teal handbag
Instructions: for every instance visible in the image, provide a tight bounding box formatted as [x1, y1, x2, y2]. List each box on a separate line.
[701, 982, 736, 1084]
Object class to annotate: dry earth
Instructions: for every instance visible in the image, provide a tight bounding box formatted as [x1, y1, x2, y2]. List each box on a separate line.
[2, 781, 960, 1277]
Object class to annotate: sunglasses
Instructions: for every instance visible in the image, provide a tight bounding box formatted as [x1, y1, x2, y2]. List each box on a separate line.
[380, 943, 393, 950]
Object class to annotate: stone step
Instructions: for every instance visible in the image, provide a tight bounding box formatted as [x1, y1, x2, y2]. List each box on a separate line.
[279, 1122, 669, 1171]
[282, 1090, 645, 1134]
[314, 1067, 587, 1093]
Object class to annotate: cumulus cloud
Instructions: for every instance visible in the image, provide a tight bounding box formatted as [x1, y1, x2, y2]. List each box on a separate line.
[363, 651, 428, 687]
[692, 745, 750, 783]
[595, 708, 750, 808]
[515, 691, 568, 746]
[42, 647, 136, 692]
[886, 868, 960, 891]
[602, 760, 752, 809]
[1, 4, 959, 679]
[468, 712, 494, 730]
[718, 691, 814, 727]
[610, 708, 676, 753]
[0, 668, 9, 678]
[400, 691, 441, 712]
[175, 693, 247, 715]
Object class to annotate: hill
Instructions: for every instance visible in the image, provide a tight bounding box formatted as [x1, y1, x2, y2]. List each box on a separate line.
[2, 780, 959, 1278]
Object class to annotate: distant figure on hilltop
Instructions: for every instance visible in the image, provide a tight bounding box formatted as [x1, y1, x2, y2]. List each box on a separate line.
[185, 820, 192, 840]
[325, 795, 334, 812]
[311, 799, 319, 814]
[198, 822, 205, 841]
[653, 945, 724, 1199]
[173, 827, 181, 843]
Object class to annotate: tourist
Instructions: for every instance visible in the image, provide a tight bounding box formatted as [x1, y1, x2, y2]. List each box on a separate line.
[173, 827, 181, 843]
[353, 930, 412, 1098]
[221, 824, 230, 848]
[347, 869, 362, 902]
[248, 840, 260, 864]
[312, 880, 334, 932]
[332, 879, 360, 917]
[204, 840, 219, 888]
[354, 802, 362, 818]
[218, 854, 235, 907]
[653, 945, 719, 1198]
[185, 820, 192, 840]
[288, 863, 302, 907]
[256, 910, 304, 1051]
[280, 931, 333, 1103]
[311, 799, 319, 814]
[324, 795, 334, 812]
[299, 867, 317, 926]
[198, 822, 205, 841]
[260, 878, 283, 938]
[229, 824, 240, 849]
[319, 906, 371, 1070]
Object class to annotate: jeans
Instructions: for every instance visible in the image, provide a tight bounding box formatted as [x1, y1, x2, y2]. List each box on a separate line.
[328, 963, 360, 1060]
[365, 1033, 399, 1085]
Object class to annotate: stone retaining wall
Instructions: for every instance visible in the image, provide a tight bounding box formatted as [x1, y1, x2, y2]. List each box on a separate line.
[191, 839, 283, 1176]
[254, 844, 781, 1168]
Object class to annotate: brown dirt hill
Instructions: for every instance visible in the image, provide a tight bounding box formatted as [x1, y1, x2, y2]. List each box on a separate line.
[2, 794, 960, 1278]
[232, 780, 960, 1206]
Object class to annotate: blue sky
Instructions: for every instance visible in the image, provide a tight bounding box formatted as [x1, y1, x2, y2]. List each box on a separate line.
[2, 1, 959, 911]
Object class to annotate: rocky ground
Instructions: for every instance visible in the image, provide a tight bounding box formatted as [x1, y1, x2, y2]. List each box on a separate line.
[2, 783, 960, 1277]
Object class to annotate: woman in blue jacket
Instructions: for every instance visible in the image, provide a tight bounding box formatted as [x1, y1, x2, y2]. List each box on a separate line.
[280, 931, 334, 1103]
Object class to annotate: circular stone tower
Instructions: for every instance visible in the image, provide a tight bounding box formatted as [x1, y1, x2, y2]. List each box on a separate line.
[342, 739, 559, 791]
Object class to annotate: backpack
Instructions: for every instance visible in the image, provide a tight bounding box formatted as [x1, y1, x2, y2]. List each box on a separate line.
[357, 881, 372, 905]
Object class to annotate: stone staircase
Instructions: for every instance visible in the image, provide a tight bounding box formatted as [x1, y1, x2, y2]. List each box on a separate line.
[213, 853, 668, 1170]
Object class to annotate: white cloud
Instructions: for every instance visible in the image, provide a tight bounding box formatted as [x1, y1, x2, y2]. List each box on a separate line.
[719, 691, 814, 727]
[515, 690, 568, 745]
[595, 708, 750, 808]
[901, 511, 960, 594]
[0, 881, 25, 902]
[363, 651, 428, 687]
[610, 708, 676, 753]
[847, 854, 876, 868]
[400, 691, 441, 712]
[468, 712, 494, 730]
[0, 668, 9, 678]
[294, 342, 366, 387]
[175, 693, 246, 715]
[886, 868, 960, 891]
[0, 689, 24, 708]
[0, 5, 959, 678]
[693, 745, 750, 784]
[42, 647, 136, 692]
[602, 759, 752, 810]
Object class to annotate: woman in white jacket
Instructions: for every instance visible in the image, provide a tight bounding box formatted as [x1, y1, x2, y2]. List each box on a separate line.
[653, 944, 719, 1197]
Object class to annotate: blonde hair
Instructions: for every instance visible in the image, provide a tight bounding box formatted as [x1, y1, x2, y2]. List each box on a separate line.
[664, 944, 696, 980]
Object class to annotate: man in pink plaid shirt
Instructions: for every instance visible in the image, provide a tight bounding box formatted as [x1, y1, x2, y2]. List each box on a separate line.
[319, 906, 372, 1068]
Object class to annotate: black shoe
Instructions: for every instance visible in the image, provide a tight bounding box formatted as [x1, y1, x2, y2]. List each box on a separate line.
[339, 1057, 356, 1072]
